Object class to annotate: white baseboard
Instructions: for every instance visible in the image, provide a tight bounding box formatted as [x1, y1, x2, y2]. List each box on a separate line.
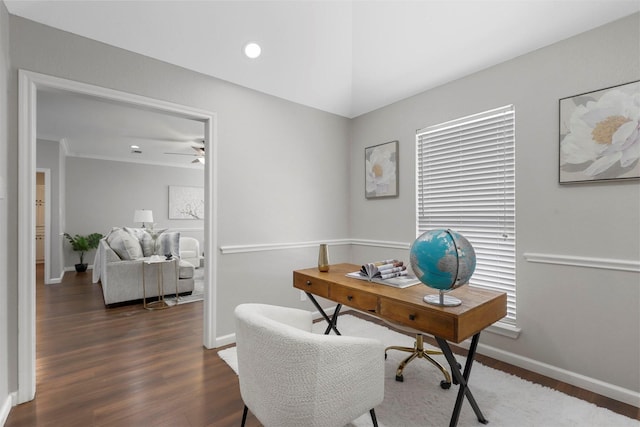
[215, 332, 236, 348]
[472, 341, 640, 408]
[372, 309, 639, 408]
[0, 392, 15, 426]
[46, 271, 63, 284]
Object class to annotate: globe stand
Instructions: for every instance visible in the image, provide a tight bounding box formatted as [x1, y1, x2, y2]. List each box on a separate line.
[424, 290, 462, 307]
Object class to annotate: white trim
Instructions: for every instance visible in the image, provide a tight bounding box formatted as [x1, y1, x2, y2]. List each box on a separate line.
[220, 242, 638, 275]
[59, 138, 70, 156]
[219, 238, 406, 254]
[0, 393, 13, 426]
[202, 114, 218, 349]
[58, 141, 66, 279]
[470, 341, 640, 408]
[215, 332, 237, 348]
[168, 227, 205, 232]
[350, 239, 410, 250]
[524, 252, 640, 273]
[220, 239, 352, 254]
[36, 168, 51, 284]
[17, 70, 219, 404]
[485, 321, 521, 339]
[18, 69, 36, 404]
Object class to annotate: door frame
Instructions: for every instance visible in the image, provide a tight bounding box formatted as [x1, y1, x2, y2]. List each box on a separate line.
[35, 168, 50, 282]
[17, 70, 219, 403]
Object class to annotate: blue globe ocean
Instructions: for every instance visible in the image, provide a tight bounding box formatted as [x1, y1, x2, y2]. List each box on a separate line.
[409, 229, 476, 291]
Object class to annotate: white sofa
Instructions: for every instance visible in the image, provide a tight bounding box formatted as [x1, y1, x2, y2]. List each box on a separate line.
[92, 227, 195, 306]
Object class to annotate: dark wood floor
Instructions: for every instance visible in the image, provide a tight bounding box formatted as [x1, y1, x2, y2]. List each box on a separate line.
[6, 265, 639, 426]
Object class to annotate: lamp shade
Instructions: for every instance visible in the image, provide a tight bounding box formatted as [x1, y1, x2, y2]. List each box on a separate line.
[133, 209, 153, 224]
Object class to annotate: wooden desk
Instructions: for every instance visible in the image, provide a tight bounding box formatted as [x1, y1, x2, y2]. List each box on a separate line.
[293, 263, 507, 427]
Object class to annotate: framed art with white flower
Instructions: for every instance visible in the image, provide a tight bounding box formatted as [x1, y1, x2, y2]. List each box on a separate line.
[559, 80, 639, 184]
[365, 140, 398, 198]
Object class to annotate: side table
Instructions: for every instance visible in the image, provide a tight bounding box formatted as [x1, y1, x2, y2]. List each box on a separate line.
[142, 257, 177, 310]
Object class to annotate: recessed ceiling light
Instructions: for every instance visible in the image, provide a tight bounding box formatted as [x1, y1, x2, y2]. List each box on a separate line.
[244, 42, 261, 59]
[130, 145, 140, 150]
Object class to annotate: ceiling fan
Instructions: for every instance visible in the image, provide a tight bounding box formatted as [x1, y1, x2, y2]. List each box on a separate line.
[164, 140, 205, 163]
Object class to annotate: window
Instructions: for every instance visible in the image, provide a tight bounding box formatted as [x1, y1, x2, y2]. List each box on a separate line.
[416, 105, 516, 326]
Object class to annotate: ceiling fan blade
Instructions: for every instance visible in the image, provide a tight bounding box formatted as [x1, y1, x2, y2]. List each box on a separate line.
[129, 135, 204, 144]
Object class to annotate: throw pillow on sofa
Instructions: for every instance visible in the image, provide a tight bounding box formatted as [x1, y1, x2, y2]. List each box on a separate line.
[156, 231, 180, 258]
[105, 227, 143, 260]
[123, 227, 155, 257]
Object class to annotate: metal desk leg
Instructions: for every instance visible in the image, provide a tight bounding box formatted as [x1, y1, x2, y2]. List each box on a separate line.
[436, 334, 487, 427]
[305, 292, 342, 335]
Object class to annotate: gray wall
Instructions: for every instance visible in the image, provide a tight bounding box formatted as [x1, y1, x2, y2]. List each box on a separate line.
[349, 14, 640, 394]
[64, 156, 205, 268]
[4, 8, 638, 412]
[0, 0, 10, 418]
[7, 15, 351, 395]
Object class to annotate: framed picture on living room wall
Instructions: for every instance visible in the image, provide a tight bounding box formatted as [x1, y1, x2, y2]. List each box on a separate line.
[559, 80, 640, 184]
[169, 185, 204, 219]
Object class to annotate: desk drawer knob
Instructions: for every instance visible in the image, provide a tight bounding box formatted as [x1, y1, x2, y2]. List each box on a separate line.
[347, 295, 353, 301]
[306, 280, 312, 286]
[409, 314, 416, 321]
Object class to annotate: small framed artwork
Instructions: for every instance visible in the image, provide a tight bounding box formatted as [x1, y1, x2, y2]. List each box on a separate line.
[169, 185, 204, 219]
[365, 140, 398, 199]
[559, 80, 639, 184]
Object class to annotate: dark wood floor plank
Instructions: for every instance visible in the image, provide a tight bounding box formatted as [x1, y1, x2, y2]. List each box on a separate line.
[5, 265, 638, 426]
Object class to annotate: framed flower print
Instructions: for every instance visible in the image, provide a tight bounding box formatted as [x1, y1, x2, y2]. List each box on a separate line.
[559, 80, 639, 184]
[365, 140, 398, 198]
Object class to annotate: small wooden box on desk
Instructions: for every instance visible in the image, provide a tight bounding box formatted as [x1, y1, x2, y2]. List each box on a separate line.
[293, 263, 506, 344]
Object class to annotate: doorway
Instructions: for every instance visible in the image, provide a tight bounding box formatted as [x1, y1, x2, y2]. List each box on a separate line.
[35, 172, 45, 266]
[18, 70, 218, 404]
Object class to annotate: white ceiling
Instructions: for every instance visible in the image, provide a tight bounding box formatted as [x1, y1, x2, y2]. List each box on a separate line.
[6, 0, 640, 166]
[37, 89, 206, 168]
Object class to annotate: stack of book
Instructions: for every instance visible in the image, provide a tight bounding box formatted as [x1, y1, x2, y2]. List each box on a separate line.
[346, 259, 421, 288]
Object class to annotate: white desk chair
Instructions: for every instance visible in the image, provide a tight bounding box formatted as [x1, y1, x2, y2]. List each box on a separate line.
[235, 303, 385, 427]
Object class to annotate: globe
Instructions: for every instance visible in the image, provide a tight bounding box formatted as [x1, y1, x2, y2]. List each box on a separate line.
[409, 229, 476, 306]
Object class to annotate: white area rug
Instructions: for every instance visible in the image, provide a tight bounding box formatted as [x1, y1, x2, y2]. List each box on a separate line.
[218, 314, 638, 427]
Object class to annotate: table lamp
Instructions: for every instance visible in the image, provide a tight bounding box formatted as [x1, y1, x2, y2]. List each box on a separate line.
[133, 209, 153, 228]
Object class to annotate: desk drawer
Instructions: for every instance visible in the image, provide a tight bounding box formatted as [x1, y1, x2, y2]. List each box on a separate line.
[379, 299, 455, 340]
[330, 284, 377, 312]
[293, 274, 330, 298]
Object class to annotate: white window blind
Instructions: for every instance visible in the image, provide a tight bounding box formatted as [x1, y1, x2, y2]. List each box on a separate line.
[416, 105, 516, 325]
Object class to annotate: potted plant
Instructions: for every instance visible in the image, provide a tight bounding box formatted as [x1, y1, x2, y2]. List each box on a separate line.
[64, 232, 103, 272]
